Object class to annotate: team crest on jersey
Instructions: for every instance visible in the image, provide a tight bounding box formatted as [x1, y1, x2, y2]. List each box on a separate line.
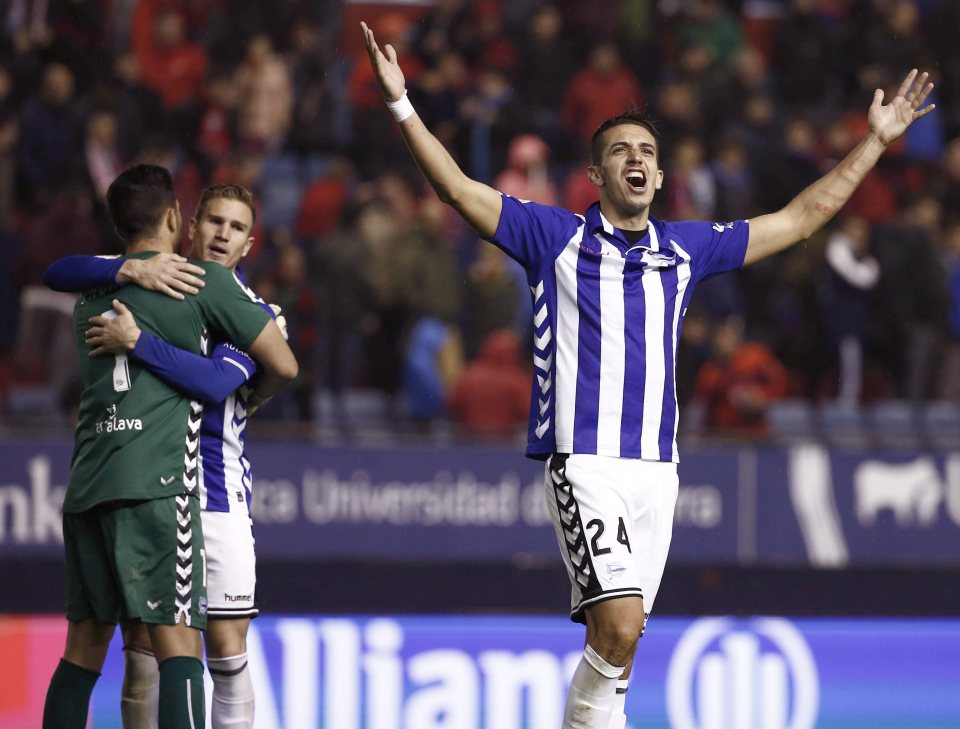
[95, 403, 144, 434]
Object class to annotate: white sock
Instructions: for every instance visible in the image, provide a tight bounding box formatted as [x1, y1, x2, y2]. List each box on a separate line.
[563, 645, 625, 729]
[121, 647, 159, 729]
[605, 679, 630, 729]
[208, 652, 255, 729]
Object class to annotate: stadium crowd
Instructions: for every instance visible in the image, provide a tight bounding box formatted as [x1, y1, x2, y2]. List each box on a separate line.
[1, 0, 959, 438]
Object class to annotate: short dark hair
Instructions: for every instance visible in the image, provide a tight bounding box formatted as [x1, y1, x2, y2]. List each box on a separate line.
[106, 164, 177, 243]
[590, 109, 661, 165]
[195, 183, 257, 225]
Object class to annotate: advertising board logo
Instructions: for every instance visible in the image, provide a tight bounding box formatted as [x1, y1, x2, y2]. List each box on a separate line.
[666, 617, 819, 729]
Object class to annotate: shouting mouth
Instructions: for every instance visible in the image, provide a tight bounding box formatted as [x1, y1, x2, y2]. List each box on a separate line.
[625, 169, 647, 192]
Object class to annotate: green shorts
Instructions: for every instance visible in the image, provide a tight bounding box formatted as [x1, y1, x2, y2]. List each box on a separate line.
[63, 493, 207, 629]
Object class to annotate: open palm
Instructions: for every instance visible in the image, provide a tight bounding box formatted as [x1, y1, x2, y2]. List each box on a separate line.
[869, 69, 935, 146]
[361, 21, 406, 103]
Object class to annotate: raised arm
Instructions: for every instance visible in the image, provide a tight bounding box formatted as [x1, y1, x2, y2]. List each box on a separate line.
[745, 70, 935, 265]
[44, 253, 206, 300]
[361, 21, 502, 239]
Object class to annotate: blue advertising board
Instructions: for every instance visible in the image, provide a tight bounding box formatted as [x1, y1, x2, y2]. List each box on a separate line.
[8, 614, 946, 728]
[1, 439, 958, 567]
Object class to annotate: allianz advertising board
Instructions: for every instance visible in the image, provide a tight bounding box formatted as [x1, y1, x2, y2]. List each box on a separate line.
[3, 614, 958, 728]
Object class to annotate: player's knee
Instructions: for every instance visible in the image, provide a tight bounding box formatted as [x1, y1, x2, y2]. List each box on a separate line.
[592, 621, 643, 664]
[122, 646, 159, 694]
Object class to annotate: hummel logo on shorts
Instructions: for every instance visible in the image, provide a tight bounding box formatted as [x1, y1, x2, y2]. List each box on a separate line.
[147, 599, 162, 610]
[160, 476, 176, 486]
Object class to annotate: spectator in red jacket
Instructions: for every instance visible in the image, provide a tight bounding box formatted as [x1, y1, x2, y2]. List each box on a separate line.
[561, 41, 644, 149]
[448, 330, 530, 437]
[694, 316, 789, 434]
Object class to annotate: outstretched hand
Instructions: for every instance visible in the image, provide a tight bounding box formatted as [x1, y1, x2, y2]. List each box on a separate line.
[869, 69, 935, 146]
[361, 21, 406, 103]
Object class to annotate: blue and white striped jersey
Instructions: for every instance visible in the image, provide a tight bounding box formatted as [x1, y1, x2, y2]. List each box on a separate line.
[492, 195, 749, 462]
[199, 274, 272, 514]
[198, 342, 256, 514]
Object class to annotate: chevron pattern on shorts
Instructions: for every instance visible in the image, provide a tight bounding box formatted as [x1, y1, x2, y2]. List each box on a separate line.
[182, 400, 202, 494]
[531, 280, 553, 440]
[174, 492, 195, 626]
[550, 455, 599, 592]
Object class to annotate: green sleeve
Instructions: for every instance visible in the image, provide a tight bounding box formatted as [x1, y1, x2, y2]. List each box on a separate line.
[196, 264, 272, 350]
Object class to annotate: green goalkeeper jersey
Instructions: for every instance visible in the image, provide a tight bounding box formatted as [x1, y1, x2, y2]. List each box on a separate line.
[64, 252, 272, 513]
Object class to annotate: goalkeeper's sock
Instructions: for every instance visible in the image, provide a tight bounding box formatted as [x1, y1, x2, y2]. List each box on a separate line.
[43, 659, 99, 729]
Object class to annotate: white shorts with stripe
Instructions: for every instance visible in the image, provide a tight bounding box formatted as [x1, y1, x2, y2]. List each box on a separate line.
[545, 453, 679, 624]
[201, 510, 258, 618]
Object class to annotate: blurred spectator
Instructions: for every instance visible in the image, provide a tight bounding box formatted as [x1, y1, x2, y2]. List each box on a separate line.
[515, 5, 577, 147]
[413, 50, 469, 149]
[235, 34, 293, 152]
[401, 317, 464, 427]
[309, 202, 375, 429]
[295, 157, 353, 240]
[664, 136, 715, 220]
[562, 42, 644, 152]
[252, 237, 317, 421]
[938, 220, 960, 401]
[131, 3, 207, 113]
[195, 70, 239, 169]
[348, 13, 422, 175]
[287, 16, 349, 155]
[393, 195, 463, 326]
[17, 62, 83, 208]
[676, 0, 746, 75]
[106, 50, 165, 162]
[461, 243, 525, 359]
[462, 65, 523, 184]
[771, 0, 843, 115]
[871, 195, 950, 401]
[448, 329, 529, 437]
[711, 132, 757, 220]
[410, 0, 472, 65]
[83, 110, 124, 202]
[815, 216, 879, 406]
[493, 134, 560, 206]
[694, 316, 789, 434]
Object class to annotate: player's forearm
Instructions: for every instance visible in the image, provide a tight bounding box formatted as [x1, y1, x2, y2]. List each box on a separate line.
[789, 133, 886, 240]
[396, 112, 500, 238]
[246, 368, 294, 412]
[43, 255, 124, 292]
[745, 133, 887, 265]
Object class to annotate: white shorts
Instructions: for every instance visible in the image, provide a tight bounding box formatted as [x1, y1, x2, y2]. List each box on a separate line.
[545, 453, 679, 624]
[201, 510, 258, 618]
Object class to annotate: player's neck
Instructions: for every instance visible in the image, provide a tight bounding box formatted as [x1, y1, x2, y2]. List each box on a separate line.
[599, 202, 650, 233]
[126, 235, 178, 256]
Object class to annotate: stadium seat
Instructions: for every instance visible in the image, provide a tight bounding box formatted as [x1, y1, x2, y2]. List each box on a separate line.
[767, 399, 816, 440]
[865, 400, 920, 448]
[920, 401, 960, 449]
[817, 401, 868, 447]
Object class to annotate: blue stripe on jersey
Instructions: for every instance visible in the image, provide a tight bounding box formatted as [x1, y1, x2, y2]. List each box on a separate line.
[620, 262, 646, 456]
[657, 264, 680, 460]
[200, 401, 230, 511]
[574, 249, 602, 452]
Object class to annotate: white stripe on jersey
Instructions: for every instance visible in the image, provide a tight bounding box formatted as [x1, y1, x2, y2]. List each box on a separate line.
[670, 238, 693, 462]
[554, 233, 582, 450]
[595, 233, 626, 454]
[222, 356, 252, 377]
[640, 224, 667, 459]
